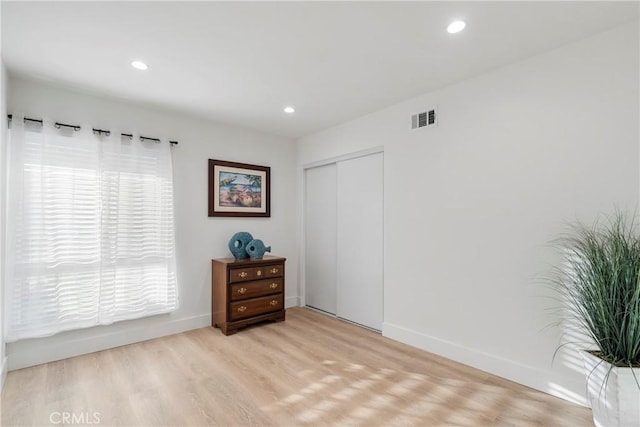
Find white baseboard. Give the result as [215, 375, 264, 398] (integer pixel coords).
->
[8, 314, 211, 371]
[285, 296, 300, 308]
[382, 321, 588, 408]
[1, 356, 7, 391]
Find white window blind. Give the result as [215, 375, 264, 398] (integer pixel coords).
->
[5, 115, 178, 341]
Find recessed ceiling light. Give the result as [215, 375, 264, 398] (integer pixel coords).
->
[131, 60, 149, 70]
[447, 20, 466, 34]
[284, 106, 295, 114]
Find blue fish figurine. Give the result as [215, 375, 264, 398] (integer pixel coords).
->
[228, 232, 254, 259]
[245, 239, 271, 260]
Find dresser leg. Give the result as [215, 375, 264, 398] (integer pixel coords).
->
[276, 310, 286, 322]
[220, 324, 238, 336]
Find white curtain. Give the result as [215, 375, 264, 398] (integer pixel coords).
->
[5, 115, 178, 342]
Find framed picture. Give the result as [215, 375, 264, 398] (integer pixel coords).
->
[208, 159, 271, 217]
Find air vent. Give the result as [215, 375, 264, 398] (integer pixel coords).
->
[411, 107, 437, 130]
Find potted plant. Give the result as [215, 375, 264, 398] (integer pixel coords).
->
[552, 212, 640, 427]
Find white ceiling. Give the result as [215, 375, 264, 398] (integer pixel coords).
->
[2, 1, 638, 139]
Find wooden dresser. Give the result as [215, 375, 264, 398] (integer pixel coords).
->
[212, 255, 286, 335]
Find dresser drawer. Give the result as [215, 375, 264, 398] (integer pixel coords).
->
[229, 294, 284, 321]
[230, 278, 283, 301]
[229, 266, 261, 283]
[264, 263, 284, 278]
[229, 263, 284, 283]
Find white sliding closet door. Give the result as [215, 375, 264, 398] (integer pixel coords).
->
[336, 152, 383, 330]
[304, 164, 337, 314]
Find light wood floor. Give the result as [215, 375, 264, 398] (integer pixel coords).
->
[1, 307, 592, 426]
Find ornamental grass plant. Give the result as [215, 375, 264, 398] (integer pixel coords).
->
[553, 212, 640, 370]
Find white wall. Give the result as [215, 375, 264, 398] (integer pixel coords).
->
[297, 22, 639, 406]
[6, 77, 299, 370]
[0, 61, 7, 387]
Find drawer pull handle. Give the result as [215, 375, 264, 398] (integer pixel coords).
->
[270, 268, 279, 274]
[238, 271, 248, 278]
[270, 300, 278, 306]
[237, 287, 247, 294]
[269, 283, 279, 289]
[256, 270, 263, 277]
[237, 306, 247, 313]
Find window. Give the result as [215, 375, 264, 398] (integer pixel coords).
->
[5, 116, 178, 341]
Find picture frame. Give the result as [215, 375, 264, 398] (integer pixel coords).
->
[208, 159, 271, 217]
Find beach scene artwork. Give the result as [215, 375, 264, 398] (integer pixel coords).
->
[209, 159, 270, 217]
[218, 172, 263, 208]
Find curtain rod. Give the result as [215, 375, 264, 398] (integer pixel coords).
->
[7, 114, 179, 145]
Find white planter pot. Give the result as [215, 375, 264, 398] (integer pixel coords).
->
[582, 350, 640, 427]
